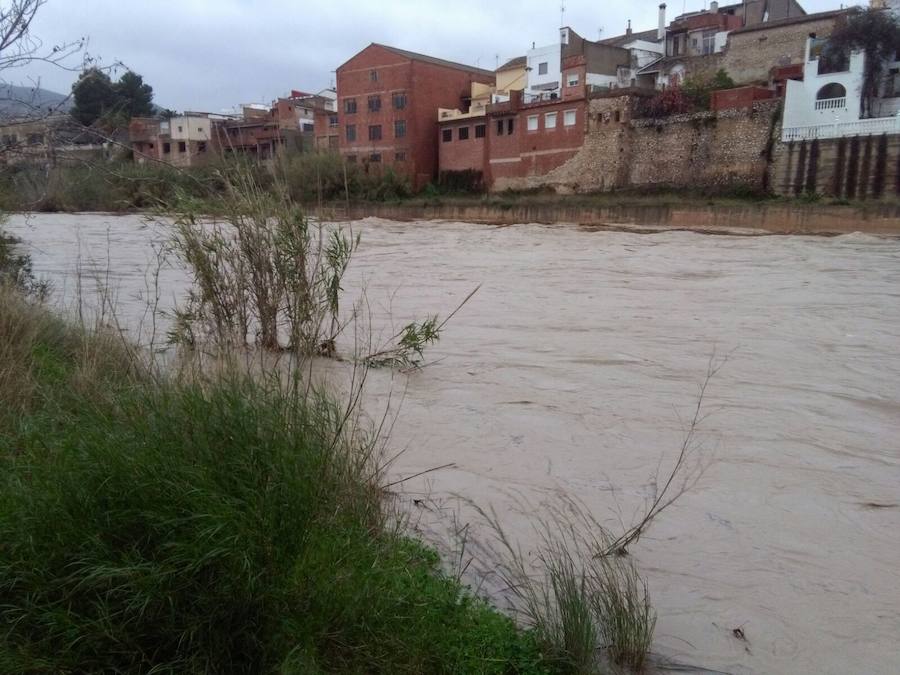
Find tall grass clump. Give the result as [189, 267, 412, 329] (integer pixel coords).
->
[0, 288, 553, 674]
[480, 500, 656, 673]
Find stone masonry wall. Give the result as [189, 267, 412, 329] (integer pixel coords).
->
[514, 98, 779, 194]
[721, 14, 840, 85]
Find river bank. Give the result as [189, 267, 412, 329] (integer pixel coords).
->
[7, 212, 900, 674]
[331, 196, 900, 236]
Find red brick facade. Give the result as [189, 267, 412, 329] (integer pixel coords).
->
[439, 92, 588, 189]
[334, 44, 493, 189]
[710, 85, 775, 111]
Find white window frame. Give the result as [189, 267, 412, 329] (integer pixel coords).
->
[538, 62, 549, 75]
[545, 112, 558, 129]
[563, 109, 577, 127]
[526, 114, 539, 131]
[567, 72, 579, 87]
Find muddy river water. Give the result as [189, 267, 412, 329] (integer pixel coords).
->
[7, 213, 900, 674]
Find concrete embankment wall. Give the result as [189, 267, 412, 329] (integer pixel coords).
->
[771, 134, 900, 200]
[338, 201, 900, 235]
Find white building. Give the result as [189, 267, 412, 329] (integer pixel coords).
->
[781, 36, 900, 141]
[525, 39, 562, 99]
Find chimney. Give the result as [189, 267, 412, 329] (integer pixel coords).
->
[710, 1, 718, 12]
[626, 19, 632, 36]
[658, 3, 667, 42]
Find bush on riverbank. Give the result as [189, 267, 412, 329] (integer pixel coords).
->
[0, 287, 553, 673]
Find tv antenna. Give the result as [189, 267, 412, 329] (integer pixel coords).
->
[560, 1, 566, 27]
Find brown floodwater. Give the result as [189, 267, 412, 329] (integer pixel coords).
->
[7, 213, 900, 675]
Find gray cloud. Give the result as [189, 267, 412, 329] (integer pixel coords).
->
[16, 0, 842, 112]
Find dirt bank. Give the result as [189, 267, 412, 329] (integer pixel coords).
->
[330, 200, 900, 236]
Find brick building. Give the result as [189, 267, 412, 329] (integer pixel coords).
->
[333, 43, 494, 188]
[438, 88, 588, 190]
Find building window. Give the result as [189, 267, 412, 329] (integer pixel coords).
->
[545, 112, 557, 129]
[442, 128, 453, 142]
[368, 95, 381, 112]
[527, 115, 539, 131]
[346, 124, 356, 141]
[344, 98, 357, 114]
[370, 70, 378, 82]
[149, 143, 154, 149]
[563, 109, 576, 126]
[475, 124, 486, 138]
[329, 115, 338, 128]
[369, 153, 381, 162]
[458, 126, 469, 140]
[886, 68, 900, 98]
[368, 125, 382, 141]
[395, 151, 406, 161]
[346, 154, 357, 163]
[702, 30, 716, 55]
[178, 125, 183, 132]
[538, 62, 548, 75]
[567, 72, 579, 87]
[198, 142, 207, 153]
[394, 119, 406, 138]
[392, 92, 407, 110]
[163, 142, 171, 154]
[496, 120, 504, 135]
[178, 141, 187, 153]
[507, 118, 514, 134]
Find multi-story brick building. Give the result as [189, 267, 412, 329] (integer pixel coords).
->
[333, 43, 494, 188]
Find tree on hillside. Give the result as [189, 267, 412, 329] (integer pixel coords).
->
[71, 68, 155, 127]
[825, 7, 900, 118]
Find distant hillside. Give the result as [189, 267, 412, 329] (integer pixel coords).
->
[0, 85, 72, 119]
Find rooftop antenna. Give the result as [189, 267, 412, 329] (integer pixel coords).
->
[560, 0, 566, 27]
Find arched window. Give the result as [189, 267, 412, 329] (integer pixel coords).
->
[816, 83, 846, 100]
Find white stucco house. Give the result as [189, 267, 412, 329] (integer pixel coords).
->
[782, 35, 900, 141]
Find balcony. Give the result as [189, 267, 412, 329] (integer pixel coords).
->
[782, 115, 900, 141]
[814, 97, 846, 111]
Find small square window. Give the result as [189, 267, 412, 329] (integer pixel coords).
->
[344, 98, 357, 114]
[392, 92, 407, 110]
[395, 151, 406, 161]
[563, 109, 577, 126]
[458, 126, 469, 140]
[369, 152, 381, 162]
[527, 115, 539, 131]
[368, 125, 382, 141]
[538, 62, 548, 75]
[442, 128, 453, 142]
[545, 112, 557, 128]
[178, 126, 183, 132]
[178, 141, 186, 153]
[475, 124, 486, 138]
[394, 120, 406, 138]
[198, 141, 207, 153]
[368, 95, 381, 112]
[567, 72, 579, 87]
[163, 142, 171, 153]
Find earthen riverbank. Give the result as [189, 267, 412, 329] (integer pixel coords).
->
[331, 199, 900, 236]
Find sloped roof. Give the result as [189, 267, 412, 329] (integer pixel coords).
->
[598, 28, 660, 48]
[497, 55, 526, 72]
[371, 43, 495, 77]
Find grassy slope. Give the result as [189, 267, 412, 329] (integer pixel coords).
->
[0, 290, 553, 674]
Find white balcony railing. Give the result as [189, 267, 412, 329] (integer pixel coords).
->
[814, 96, 846, 110]
[782, 115, 900, 141]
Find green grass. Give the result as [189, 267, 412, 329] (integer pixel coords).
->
[0, 291, 553, 674]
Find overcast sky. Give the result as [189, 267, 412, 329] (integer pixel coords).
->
[11, 0, 845, 112]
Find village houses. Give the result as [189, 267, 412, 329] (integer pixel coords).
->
[124, 0, 900, 200]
